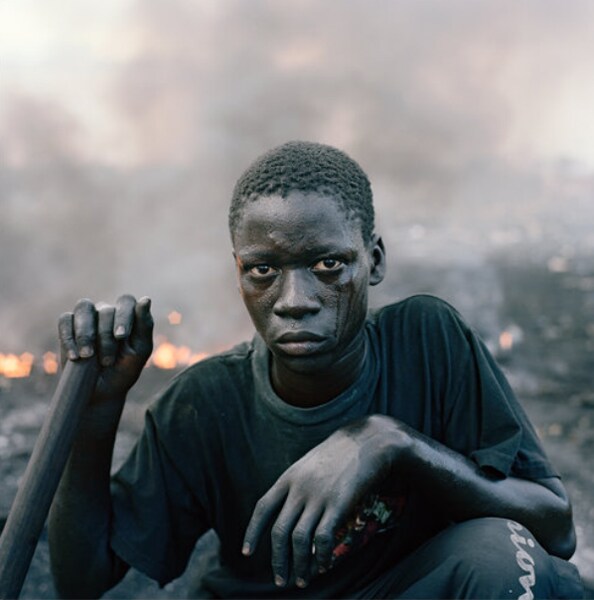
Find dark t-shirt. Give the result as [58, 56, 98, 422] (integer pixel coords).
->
[110, 295, 557, 598]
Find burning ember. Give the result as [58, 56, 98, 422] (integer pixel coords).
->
[0, 351, 58, 378]
[42, 352, 59, 375]
[167, 311, 183, 326]
[499, 331, 514, 352]
[0, 340, 209, 379]
[498, 324, 524, 353]
[148, 337, 209, 370]
[0, 352, 35, 378]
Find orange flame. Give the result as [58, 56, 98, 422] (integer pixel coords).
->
[167, 311, 183, 325]
[0, 352, 35, 378]
[499, 331, 514, 351]
[149, 338, 209, 370]
[0, 339, 210, 379]
[43, 351, 59, 375]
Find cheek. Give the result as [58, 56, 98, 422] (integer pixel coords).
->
[239, 282, 275, 326]
[333, 274, 369, 334]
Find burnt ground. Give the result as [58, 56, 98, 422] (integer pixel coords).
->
[1, 256, 593, 598]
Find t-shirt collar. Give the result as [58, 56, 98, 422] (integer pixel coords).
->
[251, 325, 379, 426]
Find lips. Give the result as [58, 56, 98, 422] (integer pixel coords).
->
[276, 331, 326, 343]
[274, 331, 328, 356]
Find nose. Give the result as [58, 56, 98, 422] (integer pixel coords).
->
[273, 269, 321, 319]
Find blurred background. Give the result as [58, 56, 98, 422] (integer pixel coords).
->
[1, 1, 593, 596]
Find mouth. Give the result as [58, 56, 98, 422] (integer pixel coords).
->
[274, 331, 328, 356]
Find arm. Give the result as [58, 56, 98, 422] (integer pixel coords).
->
[48, 295, 153, 599]
[398, 416, 576, 558]
[242, 414, 575, 589]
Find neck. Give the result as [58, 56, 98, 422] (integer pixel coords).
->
[270, 331, 367, 408]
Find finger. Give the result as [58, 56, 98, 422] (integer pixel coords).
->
[313, 508, 345, 573]
[291, 507, 323, 589]
[242, 484, 287, 558]
[270, 497, 304, 588]
[58, 312, 77, 363]
[113, 294, 136, 339]
[97, 306, 117, 367]
[73, 299, 97, 358]
[128, 296, 154, 359]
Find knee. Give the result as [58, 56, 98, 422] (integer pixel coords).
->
[443, 518, 556, 598]
[392, 518, 580, 599]
[443, 518, 515, 579]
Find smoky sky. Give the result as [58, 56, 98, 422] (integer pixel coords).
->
[1, 0, 594, 353]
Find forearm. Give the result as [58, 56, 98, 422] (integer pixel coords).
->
[378, 416, 576, 558]
[49, 396, 129, 598]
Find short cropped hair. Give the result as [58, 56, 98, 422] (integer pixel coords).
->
[229, 141, 374, 242]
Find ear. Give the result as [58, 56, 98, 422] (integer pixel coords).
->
[368, 234, 386, 286]
[232, 251, 243, 296]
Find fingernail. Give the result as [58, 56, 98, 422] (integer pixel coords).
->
[115, 326, 126, 337]
[319, 565, 327, 574]
[68, 350, 77, 360]
[80, 346, 93, 358]
[274, 575, 285, 587]
[101, 356, 114, 367]
[241, 543, 250, 556]
[296, 577, 307, 588]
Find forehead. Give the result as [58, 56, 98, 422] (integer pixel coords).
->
[232, 191, 364, 253]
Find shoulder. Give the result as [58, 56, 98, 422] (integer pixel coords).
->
[371, 294, 469, 336]
[177, 339, 253, 382]
[368, 295, 475, 373]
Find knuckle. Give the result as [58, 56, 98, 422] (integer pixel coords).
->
[271, 523, 289, 545]
[75, 334, 94, 346]
[74, 298, 94, 311]
[117, 293, 136, 306]
[98, 306, 115, 327]
[58, 313, 74, 334]
[292, 528, 309, 547]
[99, 304, 114, 315]
[314, 530, 333, 552]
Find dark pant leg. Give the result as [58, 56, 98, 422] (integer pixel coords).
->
[354, 517, 583, 599]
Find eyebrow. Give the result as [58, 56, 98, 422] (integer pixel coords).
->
[236, 245, 357, 264]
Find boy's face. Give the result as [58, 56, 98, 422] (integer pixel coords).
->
[233, 191, 384, 375]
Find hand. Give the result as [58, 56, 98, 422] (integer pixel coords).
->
[242, 415, 409, 589]
[58, 295, 154, 403]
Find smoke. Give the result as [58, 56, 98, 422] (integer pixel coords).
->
[1, 1, 594, 353]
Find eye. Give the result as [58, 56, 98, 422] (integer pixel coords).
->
[312, 258, 344, 272]
[248, 264, 277, 278]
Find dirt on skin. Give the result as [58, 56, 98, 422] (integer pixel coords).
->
[1, 257, 593, 598]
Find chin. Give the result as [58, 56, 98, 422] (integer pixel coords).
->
[273, 351, 335, 375]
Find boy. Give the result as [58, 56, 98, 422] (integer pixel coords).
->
[50, 141, 582, 598]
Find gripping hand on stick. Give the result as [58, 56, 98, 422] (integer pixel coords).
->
[58, 294, 154, 404]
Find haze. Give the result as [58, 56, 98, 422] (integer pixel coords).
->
[1, 0, 593, 354]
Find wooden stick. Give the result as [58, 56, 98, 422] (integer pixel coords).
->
[0, 358, 99, 599]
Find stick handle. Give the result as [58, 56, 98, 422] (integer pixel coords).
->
[0, 358, 100, 599]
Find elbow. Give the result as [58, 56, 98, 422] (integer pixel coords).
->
[550, 511, 577, 560]
[558, 527, 577, 561]
[533, 477, 577, 559]
[545, 495, 577, 560]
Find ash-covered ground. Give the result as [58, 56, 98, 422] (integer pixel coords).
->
[1, 254, 593, 598]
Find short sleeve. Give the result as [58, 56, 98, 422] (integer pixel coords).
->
[110, 406, 209, 587]
[443, 315, 558, 480]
